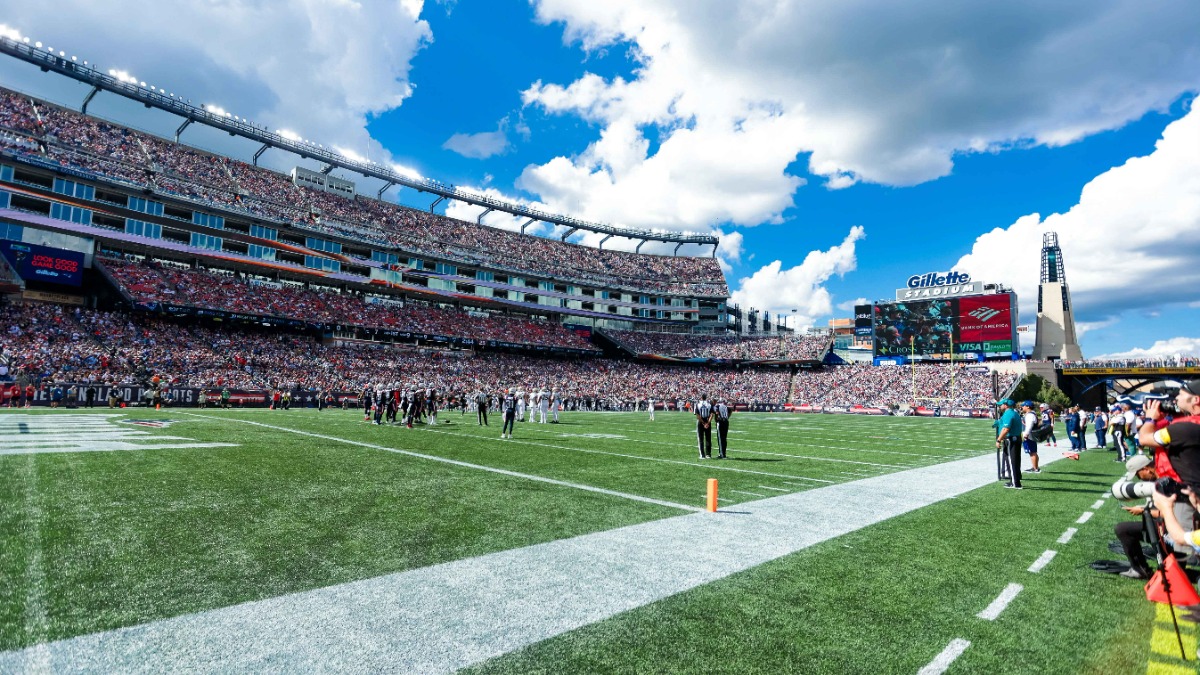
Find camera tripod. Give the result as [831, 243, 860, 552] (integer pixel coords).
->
[1144, 508, 1188, 660]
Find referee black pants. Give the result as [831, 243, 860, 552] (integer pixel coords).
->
[697, 424, 712, 458]
[716, 421, 728, 458]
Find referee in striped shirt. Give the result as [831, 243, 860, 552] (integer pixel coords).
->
[695, 395, 713, 459]
[714, 398, 731, 459]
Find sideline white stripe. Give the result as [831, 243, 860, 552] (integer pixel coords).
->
[1027, 550, 1057, 573]
[918, 638, 971, 675]
[1090, 499, 1104, 510]
[1076, 511, 1094, 524]
[178, 414, 702, 513]
[18, 454, 53, 674]
[1057, 528, 1078, 545]
[596, 421, 966, 458]
[0, 448, 1077, 674]
[433, 427, 834, 484]
[758, 486, 789, 492]
[976, 583, 1023, 621]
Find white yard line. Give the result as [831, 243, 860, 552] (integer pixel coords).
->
[18, 454, 53, 675]
[730, 490, 768, 497]
[181, 414, 704, 512]
[918, 638, 971, 675]
[1076, 511, 1094, 524]
[0, 447, 1074, 673]
[594, 421, 968, 458]
[430, 427, 834, 484]
[976, 583, 1023, 621]
[1057, 528, 1078, 545]
[1027, 550, 1057, 574]
[1090, 499, 1105, 510]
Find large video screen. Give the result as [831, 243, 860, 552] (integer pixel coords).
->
[0, 240, 84, 287]
[874, 300, 955, 356]
[873, 295, 1014, 356]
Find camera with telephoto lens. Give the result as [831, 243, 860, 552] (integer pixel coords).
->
[1155, 476, 1186, 498]
[1118, 389, 1181, 417]
[1112, 477, 1155, 500]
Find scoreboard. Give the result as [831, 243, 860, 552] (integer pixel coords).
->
[0, 240, 84, 287]
[872, 293, 1016, 357]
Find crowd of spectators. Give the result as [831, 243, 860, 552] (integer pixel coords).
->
[3, 299, 1019, 411]
[790, 363, 1018, 410]
[101, 256, 597, 351]
[1058, 356, 1200, 369]
[0, 88, 729, 298]
[605, 330, 833, 362]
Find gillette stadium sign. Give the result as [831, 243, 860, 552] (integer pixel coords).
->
[896, 271, 983, 300]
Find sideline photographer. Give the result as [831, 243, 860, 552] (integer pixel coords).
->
[1139, 380, 1200, 558]
[1111, 454, 1159, 579]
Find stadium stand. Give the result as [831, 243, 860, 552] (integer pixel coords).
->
[603, 329, 833, 362]
[0, 87, 729, 298]
[100, 256, 598, 352]
[1, 299, 1013, 411]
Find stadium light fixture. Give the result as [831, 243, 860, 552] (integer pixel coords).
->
[34, 41, 41, 48]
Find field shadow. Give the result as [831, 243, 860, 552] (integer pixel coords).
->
[1023, 486, 1107, 494]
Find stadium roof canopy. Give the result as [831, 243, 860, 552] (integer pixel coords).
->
[0, 36, 720, 255]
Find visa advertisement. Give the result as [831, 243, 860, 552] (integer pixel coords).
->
[873, 294, 1015, 356]
[0, 240, 84, 287]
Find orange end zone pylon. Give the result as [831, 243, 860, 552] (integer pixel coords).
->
[706, 478, 718, 512]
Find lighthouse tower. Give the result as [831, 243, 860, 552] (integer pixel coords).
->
[1032, 232, 1083, 360]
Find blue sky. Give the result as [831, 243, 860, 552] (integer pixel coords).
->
[1, 1, 1199, 358]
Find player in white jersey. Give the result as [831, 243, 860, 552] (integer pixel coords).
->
[551, 389, 562, 423]
[538, 388, 550, 423]
[516, 390, 526, 422]
[647, 397, 655, 421]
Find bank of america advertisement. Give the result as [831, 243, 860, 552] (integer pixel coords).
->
[956, 294, 1015, 354]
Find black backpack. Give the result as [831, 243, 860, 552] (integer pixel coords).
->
[1028, 411, 1053, 443]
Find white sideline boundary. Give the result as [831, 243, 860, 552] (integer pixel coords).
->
[175, 414, 703, 512]
[0, 447, 1073, 674]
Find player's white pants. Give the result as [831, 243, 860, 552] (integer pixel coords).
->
[552, 404, 559, 423]
[539, 403, 548, 423]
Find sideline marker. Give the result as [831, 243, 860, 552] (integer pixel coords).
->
[1145, 555, 1200, 607]
[707, 478, 718, 512]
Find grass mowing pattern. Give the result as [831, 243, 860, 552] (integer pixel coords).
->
[0, 408, 1166, 672]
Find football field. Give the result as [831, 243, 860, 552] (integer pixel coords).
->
[0, 407, 1186, 673]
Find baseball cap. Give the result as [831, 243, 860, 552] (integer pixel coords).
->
[1183, 380, 1200, 396]
[1094, 407, 1101, 411]
[995, 398, 1014, 407]
[1124, 454, 1152, 474]
[1020, 400, 1034, 408]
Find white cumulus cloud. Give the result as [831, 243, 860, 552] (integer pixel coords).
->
[0, 1, 432, 168]
[519, 1, 1200, 234]
[954, 101, 1200, 329]
[1094, 337, 1200, 360]
[731, 226, 865, 327]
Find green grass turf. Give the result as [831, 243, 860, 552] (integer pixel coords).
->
[0, 407, 1170, 672]
[465, 447, 1162, 674]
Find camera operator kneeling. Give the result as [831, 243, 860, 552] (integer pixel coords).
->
[1111, 455, 1159, 579]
